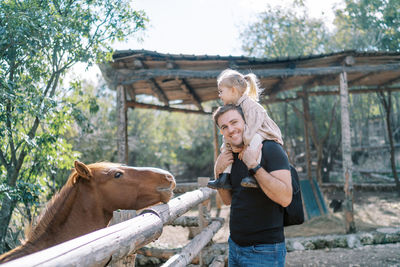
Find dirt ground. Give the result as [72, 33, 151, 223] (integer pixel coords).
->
[148, 190, 400, 266]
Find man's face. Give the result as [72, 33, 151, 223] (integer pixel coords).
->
[217, 109, 245, 148]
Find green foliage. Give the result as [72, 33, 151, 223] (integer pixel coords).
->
[241, 0, 400, 56]
[0, 0, 147, 251]
[127, 106, 214, 180]
[240, 3, 332, 58]
[240, 0, 400, 182]
[333, 0, 400, 51]
[66, 78, 119, 165]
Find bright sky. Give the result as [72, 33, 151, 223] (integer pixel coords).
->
[114, 0, 343, 56]
[73, 0, 343, 81]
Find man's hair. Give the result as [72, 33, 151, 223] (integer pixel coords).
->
[213, 104, 245, 128]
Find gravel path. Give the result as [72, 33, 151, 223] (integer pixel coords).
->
[286, 242, 400, 267]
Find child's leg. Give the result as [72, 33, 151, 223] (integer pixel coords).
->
[249, 133, 264, 163]
[223, 164, 232, 174]
[241, 133, 263, 188]
[207, 146, 232, 189]
[219, 142, 232, 175]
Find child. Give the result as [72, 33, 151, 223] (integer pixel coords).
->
[207, 69, 283, 189]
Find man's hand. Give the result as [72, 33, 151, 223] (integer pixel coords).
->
[241, 144, 262, 169]
[214, 150, 234, 177]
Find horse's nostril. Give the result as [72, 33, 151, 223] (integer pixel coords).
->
[166, 174, 174, 182]
[166, 174, 176, 189]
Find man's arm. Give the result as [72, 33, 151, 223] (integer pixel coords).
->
[241, 144, 292, 207]
[217, 188, 232, 205]
[214, 150, 233, 205]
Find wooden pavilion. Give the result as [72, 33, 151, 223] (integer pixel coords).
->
[99, 49, 400, 232]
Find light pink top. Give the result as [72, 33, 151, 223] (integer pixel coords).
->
[221, 95, 283, 152]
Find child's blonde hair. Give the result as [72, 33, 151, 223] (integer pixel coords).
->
[217, 69, 262, 102]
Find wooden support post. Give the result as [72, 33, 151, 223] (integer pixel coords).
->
[108, 210, 137, 226]
[301, 91, 312, 181]
[339, 70, 356, 233]
[161, 220, 223, 267]
[198, 177, 211, 230]
[212, 112, 223, 217]
[117, 85, 128, 164]
[197, 177, 211, 267]
[108, 210, 138, 267]
[301, 88, 324, 215]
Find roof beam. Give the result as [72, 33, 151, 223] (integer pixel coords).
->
[348, 73, 373, 86]
[299, 86, 400, 96]
[118, 63, 400, 85]
[148, 78, 169, 105]
[264, 86, 400, 104]
[268, 78, 286, 95]
[379, 76, 400, 87]
[126, 100, 210, 115]
[177, 79, 203, 111]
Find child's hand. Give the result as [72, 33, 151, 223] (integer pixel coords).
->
[242, 144, 262, 169]
[215, 150, 234, 177]
[238, 145, 248, 160]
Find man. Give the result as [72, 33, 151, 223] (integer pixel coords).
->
[213, 104, 292, 267]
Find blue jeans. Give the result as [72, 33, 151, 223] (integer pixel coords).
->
[228, 237, 286, 267]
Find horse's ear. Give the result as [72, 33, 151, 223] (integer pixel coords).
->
[74, 161, 92, 182]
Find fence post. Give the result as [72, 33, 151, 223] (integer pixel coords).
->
[197, 177, 211, 266]
[107, 210, 138, 267]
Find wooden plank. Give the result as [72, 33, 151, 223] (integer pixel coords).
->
[174, 182, 198, 193]
[118, 63, 400, 84]
[263, 86, 400, 104]
[126, 101, 211, 115]
[148, 78, 169, 105]
[168, 216, 199, 227]
[177, 79, 203, 110]
[209, 254, 227, 267]
[1, 213, 163, 267]
[143, 188, 216, 225]
[161, 219, 223, 267]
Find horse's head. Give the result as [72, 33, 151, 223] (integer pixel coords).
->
[72, 161, 176, 212]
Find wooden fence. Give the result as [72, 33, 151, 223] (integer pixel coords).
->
[2, 178, 226, 267]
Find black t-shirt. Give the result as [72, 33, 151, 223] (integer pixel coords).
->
[229, 140, 290, 246]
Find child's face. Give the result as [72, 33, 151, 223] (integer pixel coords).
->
[218, 85, 240, 105]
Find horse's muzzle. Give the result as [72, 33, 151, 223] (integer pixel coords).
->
[158, 174, 176, 203]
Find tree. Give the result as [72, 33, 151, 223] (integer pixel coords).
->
[0, 0, 147, 252]
[377, 91, 400, 196]
[332, 0, 400, 51]
[240, 3, 332, 58]
[127, 103, 214, 181]
[333, 0, 400, 196]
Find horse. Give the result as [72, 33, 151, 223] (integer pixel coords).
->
[0, 160, 176, 263]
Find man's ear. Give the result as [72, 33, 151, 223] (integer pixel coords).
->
[74, 161, 92, 182]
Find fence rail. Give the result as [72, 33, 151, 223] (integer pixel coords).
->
[2, 186, 218, 267]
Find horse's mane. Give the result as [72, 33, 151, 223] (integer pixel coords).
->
[27, 175, 77, 243]
[27, 162, 119, 243]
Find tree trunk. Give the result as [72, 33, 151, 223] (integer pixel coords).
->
[378, 91, 400, 196]
[339, 71, 356, 234]
[0, 196, 16, 253]
[117, 85, 128, 164]
[292, 95, 324, 215]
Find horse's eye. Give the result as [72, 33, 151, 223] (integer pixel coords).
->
[114, 172, 123, 179]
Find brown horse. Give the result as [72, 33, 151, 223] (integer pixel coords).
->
[0, 161, 176, 263]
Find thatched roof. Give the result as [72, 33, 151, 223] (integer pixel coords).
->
[99, 50, 400, 114]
